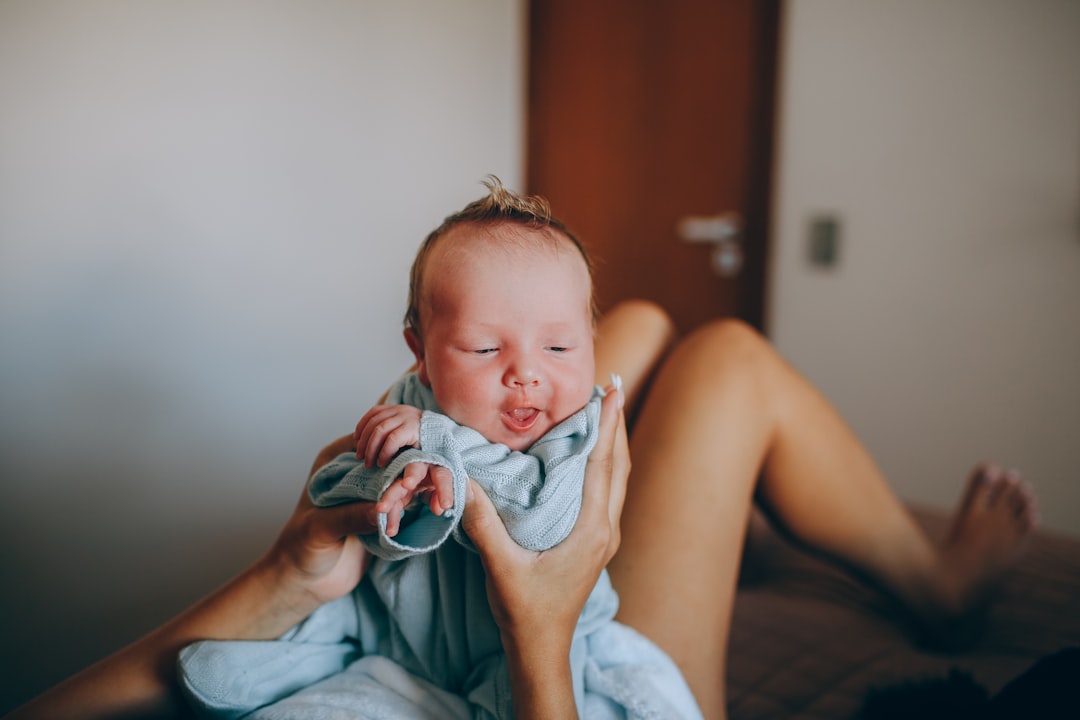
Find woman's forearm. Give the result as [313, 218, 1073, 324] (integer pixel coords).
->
[8, 433, 373, 720]
[7, 552, 321, 720]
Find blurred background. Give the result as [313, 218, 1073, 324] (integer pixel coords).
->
[1, 0, 1077, 713]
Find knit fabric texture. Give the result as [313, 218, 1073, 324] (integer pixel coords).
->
[178, 373, 702, 719]
[308, 371, 602, 557]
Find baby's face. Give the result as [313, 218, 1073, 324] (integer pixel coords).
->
[408, 223, 595, 451]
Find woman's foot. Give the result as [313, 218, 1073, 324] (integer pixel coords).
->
[919, 464, 1037, 647]
[942, 464, 1037, 605]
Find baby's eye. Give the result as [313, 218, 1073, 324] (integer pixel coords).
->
[547, 346, 569, 353]
[473, 348, 497, 355]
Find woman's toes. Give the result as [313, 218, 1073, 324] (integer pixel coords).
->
[1017, 482, 1039, 528]
[961, 463, 1000, 512]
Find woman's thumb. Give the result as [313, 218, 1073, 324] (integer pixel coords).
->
[460, 479, 510, 561]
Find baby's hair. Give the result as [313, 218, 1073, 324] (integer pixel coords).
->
[405, 175, 595, 333]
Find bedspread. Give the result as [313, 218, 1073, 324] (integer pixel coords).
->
[726, 506, 1080, 719]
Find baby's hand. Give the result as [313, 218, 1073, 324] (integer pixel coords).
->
[377, 462, 455, 537]
[354, 404, 423, 468]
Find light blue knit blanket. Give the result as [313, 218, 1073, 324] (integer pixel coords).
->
[178, 373, 702, 719]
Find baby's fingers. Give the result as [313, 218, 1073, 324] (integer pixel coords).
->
[355, 405, 391, 463]
[400, 462, 429, 493]
[375, 463, 426, 514]
[373, 479, 409, 537]
[383, 500, 405, 537]
[376, 482, 412, 515]
[429, 465, 455, 514]
[356, 409, 404, 467]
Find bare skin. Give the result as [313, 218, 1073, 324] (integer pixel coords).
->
[461, 385, 629, 719]
[591, 298, 679, 422]
[6, 301, 1034, 720]
[4, 385, 627, 720]
[598, 312, 1037, 718]
[938, 465, 1037, 613]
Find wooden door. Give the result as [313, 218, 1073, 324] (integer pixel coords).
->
[527, 0, 780, 333]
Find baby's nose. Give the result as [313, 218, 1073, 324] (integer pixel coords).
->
[505, 363, 541, 387]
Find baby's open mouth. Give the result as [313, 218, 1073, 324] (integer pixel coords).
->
[504, 407, 540, 429]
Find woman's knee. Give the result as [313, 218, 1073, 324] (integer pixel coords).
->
[595, 300, 679, 422]
[602, 299, 678, 345]
[678, 316, 770, 368]
[595, 299, 678, 379]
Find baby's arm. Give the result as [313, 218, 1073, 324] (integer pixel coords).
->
[353, 404, 453, 536]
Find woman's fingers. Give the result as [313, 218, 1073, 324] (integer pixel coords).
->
[575, 380, 628, 558]
[316, 506, 379, 557]
[607, 402, 630, 533]
[579, 383, 619, 515]
[446, 382, 630, 645]
[299, 490, 380, 543]
[267, 490, 375, 605]
[600, 375, 630, 529]
[461, 479, 520, 569]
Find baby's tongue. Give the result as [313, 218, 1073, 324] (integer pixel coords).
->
[510, 408, 537, 421]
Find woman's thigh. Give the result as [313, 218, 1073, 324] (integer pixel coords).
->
[606, 318, 777, 718]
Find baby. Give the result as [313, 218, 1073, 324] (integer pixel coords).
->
[353, 175, 603, 538]
[307, 177, 614, 558]
[178, 178, 701, 720]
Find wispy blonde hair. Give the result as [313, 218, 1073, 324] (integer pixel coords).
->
[404, 175, 594, 333]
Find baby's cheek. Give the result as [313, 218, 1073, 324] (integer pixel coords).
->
[567, 375, 597, 412]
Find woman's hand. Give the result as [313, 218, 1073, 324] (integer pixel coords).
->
[459, 382, 629, 717]
[258, 433, 381, 617]
[6, 434, 384, 720]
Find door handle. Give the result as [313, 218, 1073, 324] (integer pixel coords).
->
[676, 213, 743, 278]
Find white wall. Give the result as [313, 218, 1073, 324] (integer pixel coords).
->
[770, 1, 1079, 535]
[0, 0, 524, 711]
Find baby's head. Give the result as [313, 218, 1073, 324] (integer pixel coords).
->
[404, 177, 596, 451]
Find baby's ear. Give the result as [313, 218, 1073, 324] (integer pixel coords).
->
[403, 327, 430, 385]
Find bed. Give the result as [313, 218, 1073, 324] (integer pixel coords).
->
[726, 506, 1080, 718]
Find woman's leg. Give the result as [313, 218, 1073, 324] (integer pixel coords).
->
[593, 299, 678, 420]
[604, 319, 769, 717]
[603, 317, 1035, 719]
